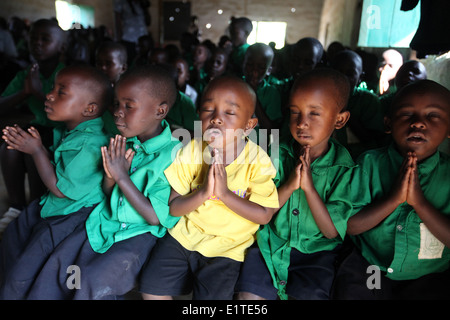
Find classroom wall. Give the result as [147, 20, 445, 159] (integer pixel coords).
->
[0, 0, 329, 46]
[0, 0, 114, 31]
[151, 0, 326, 46]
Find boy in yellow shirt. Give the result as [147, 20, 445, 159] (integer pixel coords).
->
[140, 76, 279, 300]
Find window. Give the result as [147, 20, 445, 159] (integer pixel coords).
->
[248, 21, 287, 49]
[358, 0, 420, 47]
[55, 0, 95, 30]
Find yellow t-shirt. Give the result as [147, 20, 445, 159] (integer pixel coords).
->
[165, 138, 279, 261]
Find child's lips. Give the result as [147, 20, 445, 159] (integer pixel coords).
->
[44, 101, 52, 113]
[296, 131, 311, 140]
[115, 122, 126, 130]
[204, 127, 222, 137]
[407, 132, 427, 143]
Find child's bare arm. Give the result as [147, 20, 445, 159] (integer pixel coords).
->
[104, 135, 159, 225]
[0, 64, 45, 115]
[2, 125, 65, 198]
[168, 162, 215, 217]
[299, 146, 338, 238]
[101, 138, 135, 196]
[213, 161, 275, 225]
[407, 155, 450, 247]
[220, 190, 275, 225]
[347, 154, 413, 235]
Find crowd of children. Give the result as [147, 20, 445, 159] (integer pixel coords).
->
[0, 14, 449, 300]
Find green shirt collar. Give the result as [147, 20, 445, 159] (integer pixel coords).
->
[284, 138, 355, 172]
[69, 117, 104, 134]
[126, 120, 172, 155]
[387, 142, 440, 176]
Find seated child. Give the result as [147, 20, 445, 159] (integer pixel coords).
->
[0, 64, 112, 299]
[140, 75, 279, 300]
[190, 43, 211, 85]
[229, 17, 253, 77]
[380, 60, 427, 116]
[0, 19, 66, 229]
[378, 49, 403, 96]
[236, 68, 355, 300]
[277, 37, 324, 141]
[131, 34, 154, 68]
[174, 57, 198, 106]
[194, 47, 229, 100]
[159, 63, 199, 135]
[243, 42, 283, 143]
[22, 65, 182, 300]
[331, 49, 386, 158]
[95, 40, 128, 87]
[95, 41, 128, 136]
[148, 47, 169, 65]
[333, 80, 450, 300]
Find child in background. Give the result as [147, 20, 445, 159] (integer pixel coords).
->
[22, 65, 182, 299]
[331, 49, 386, 158]
[378, 49, 403, 96]
[95, 41, 128, 136]
[194, 47, 229, 100]
[0, 65, 112, 299]
[160, 63, 199, 135]
[243, 43, 283, 143]
[190, 43, 211, 85]
[229, 17, 253, 76]
[95, 41, 128, 86]
[174, 57, 198, 106]
[277, 37, 324, 142]
[131, 34, 154, 68]
[140, 76, 279, 300]
[380, 60, 427, 116]
[0, 19, 66, 228]
[148, 47, 169, 65]
[236, 68, 355, 300]
[333, 80, 450, 299]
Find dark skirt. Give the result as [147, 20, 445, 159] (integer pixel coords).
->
[0, 199, 93, 299]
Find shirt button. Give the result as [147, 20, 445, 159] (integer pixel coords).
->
[121, 223, 127, 229]
[134, 144, 140, 150]
[396, 225, 403, 231]
[279, 280, 287, 286]
[292, 209, 299, 216]
[387, 268, 394, 273]
[132, 167, 137, 172]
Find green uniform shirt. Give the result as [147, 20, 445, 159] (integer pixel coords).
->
[102, 110, 119, 136]
[1, 63, 65, 128]
[85, 120, 181, 253]
[230, 43, 250, 76]
[334, 87, 385, 157]
[351, 144, 450, 280]
[166, 91, 199, 132]
[257, 138, 356, 299]
[39, 117, 109, 218]
[248, 78, 283, 145]
[255, 78, 283, 123]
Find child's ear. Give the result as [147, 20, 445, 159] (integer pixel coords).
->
[156, 103, 169, 119]
[83, 103, 99, 117]
[121, 63, 128, 74]
[244, 117, 258, 136]
[334, 110, 350, 130]
[384, 116, 392, 134]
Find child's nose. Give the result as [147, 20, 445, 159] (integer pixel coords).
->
[296, 115, 308, 128]
[411, 119, 426, 129]
[210, 114, 222, 125]
[114, 107, 124, 117]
